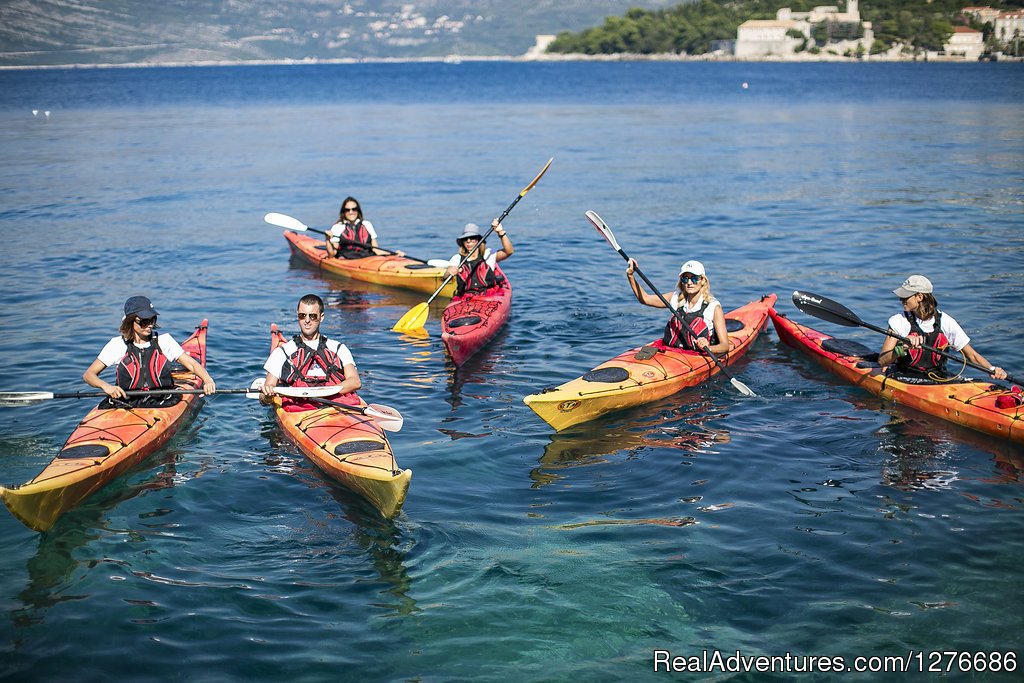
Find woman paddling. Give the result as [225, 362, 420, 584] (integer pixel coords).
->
[325, 197, 404, 259]
[445, 219, 513, 298]
[83, 296, 216, 407]
[878, 275, 1006, 382]
[625, 259, 730, 355]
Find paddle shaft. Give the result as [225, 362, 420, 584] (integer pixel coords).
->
[615, 248, 738, 379]
[307, 225, 431, 264]
[47, 388, 248, 400]
[798, 293, 1020, 384]
[418, 158, 554, 307]
[300, 395, 402, 431]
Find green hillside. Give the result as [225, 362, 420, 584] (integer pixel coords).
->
[0, 0, 681, 67]
[546, 0, 1024, 56]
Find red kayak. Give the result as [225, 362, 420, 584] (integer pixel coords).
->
[441, 266, 512, 367]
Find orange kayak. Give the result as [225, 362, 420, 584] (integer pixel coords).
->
[284, 231, 456, 297]
[268, 324, 411, 517]
[1, 321, 209, 532]
[524, 295, 776, 431]
[442, 267, 511, 366]
[770, 308, 1024, 443]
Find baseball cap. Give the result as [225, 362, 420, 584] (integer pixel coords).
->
[893, 275, 933, 298]
[124, 295, 158, 320]
[679, 260, 706, 277]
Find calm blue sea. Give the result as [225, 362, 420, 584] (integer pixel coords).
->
[0, 62, 1022, 681]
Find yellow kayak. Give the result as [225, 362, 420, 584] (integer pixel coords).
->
[284, 231, 456, 297]
[1, 321, 209, 532]
[268, 324, 411, 517]
[524, 295, 776, 431]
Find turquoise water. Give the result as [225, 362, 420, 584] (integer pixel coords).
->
[0, 62, 1022, 680]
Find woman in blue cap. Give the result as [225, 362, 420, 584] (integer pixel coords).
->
[625, 258, 731, 355]
[82, 296, 216, 406]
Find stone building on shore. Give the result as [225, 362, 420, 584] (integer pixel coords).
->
[734, 0, 872, 59]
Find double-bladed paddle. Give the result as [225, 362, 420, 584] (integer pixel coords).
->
[391, 157, 553, 333]
[264, 212, 447, 267]
[249, 378, 404, 431]
[585, 210, 757, 398]
[0, 379, 405, 431]
[791, 290, 1020, 385]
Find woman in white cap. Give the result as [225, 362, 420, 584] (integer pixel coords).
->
[625, 258, 730, 354]
[879, 274, 1006, 381]
[445, 218, 513, 297]
[82, 296, 216, 406]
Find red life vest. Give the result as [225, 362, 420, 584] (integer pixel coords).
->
[662, 301, 716, 351]
[895, 311, 949, 379]
[333, 221, 373, 259]
[279, 335, 348, 387]
[456, 255, 504, 297]
[116, 340, 175, 392]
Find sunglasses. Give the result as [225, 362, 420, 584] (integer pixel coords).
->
[343, 206, 359, 213]
[679, 275, 702, 284]
[134, 317, 157, 327]
[297, 312, 321, 321]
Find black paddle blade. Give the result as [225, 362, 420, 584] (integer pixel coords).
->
[791, 290, 863, 328]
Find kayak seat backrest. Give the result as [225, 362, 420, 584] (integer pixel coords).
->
[725, 318, 745, 333]
[583, 367, 631, 383]
[448, 316, 482, 328]
[334, 440, 386, 455]
[58, 444, 112, 460]
[821, 337, 878, 361]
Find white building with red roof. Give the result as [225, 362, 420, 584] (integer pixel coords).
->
[944, 26, 984, 60]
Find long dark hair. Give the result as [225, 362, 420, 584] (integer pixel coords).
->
[337, 196, 363, 223]
[917, 293, 938, 320]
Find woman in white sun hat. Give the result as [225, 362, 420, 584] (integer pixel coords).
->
[445, 218, 513, 298]
[879, 274, 1006, 382]
[625, 257, 730, 355]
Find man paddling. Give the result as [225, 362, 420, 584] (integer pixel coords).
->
[260, 294, 362, 410]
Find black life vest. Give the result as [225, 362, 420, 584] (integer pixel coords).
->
[116, 339, 175, 392]
[279, 335, 347, 387]
[894, 311, 949, 379]
[456, 255, 504, 297]
[333, 221, 373, 259]
[662, 300, 717, 351]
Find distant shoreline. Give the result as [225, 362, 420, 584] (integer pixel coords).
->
[2, 51, 1019, 70]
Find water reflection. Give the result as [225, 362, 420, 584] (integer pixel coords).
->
[256, 418, 417, 615]
[444, 341, 506, 410]
[778, 354, 1024, 487]
[839, 393, 1024, 490]
[12, 449, 182, 627]
[530, 399, 731, 488]
[323, 485, 417, 616]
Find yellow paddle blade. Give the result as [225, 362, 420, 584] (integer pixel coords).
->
[393, 302, 429, 332]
